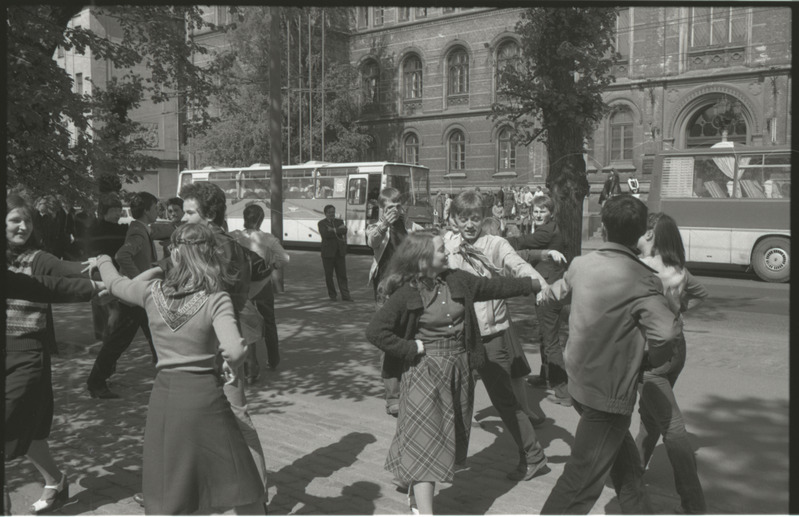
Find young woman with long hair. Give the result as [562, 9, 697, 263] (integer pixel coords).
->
[96, 223, 265, 515]
[366, 232, 541, 514]
[635, 212, 708, 514]
[6, 195, 102, 514]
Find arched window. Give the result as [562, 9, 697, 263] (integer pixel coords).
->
[403, 134, 419, 165]
[686, 101, 748, 148]
[403, 55, 423, 100]
[610, 108, 634, 161]
[448, 130, 465, 171]
[361, 60, 379, 104]
[498, 128, 516, 170]
[447, 49, 469, 95]
[495, 40, 520, 93]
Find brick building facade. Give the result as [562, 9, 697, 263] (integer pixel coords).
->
[348, 6, 792, 197]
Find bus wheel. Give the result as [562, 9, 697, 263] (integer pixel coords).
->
[752, 237, 790, 283]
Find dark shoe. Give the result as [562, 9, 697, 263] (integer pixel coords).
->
[133, 492, 144, 507]
[526, 375, 549, 389]
[546, 384, 573, 407]
[342, 297, 354, 302]
[30, 473, 68, 513]
[507, 459, 550, 481]
[88, 383, 119, 399]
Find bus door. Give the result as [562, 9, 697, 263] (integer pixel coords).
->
[345, 174, 369, 246]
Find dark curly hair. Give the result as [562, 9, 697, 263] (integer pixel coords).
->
[179, 182, 227, 226]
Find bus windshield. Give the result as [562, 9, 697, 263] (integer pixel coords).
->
[384, 164, 430, 206]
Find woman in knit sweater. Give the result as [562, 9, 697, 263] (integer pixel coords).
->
[6, 195, 102, 514]
[96, 223, 264, 515]
[366, 232, 541, 514]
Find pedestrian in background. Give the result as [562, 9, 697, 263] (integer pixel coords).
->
[491, 201, 506, 236]
[95, 223, 265, 515]
[318, 205, 352, 302]
[434, 190, 446, 226]
[235, 203, 290, 376]
[6, 194, 102, 514]
[538, 195, 681, 514]
[635, 212, 707, 514]
[366, 232, 541, 514]
[506, 194, 570, 406]
[518, 189, 532, 235]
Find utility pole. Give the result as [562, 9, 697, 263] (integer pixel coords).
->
[286, 15, 290, 166]
[321, 9, 325, 161]
[269, 6, 283, 253]
[308, 9, 313, 161]
[298, 13, 302, 163]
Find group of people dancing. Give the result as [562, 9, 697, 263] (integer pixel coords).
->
[7, 182, 706, 515]
[6, 184, 288, 515]
[366, 189, 707, 514]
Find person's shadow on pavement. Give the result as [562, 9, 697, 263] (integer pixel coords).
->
[267, 431, 379, 515]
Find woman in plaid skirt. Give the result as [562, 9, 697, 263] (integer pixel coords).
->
[366, 232, 541, 514]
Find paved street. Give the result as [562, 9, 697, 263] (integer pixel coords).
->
[5, 241, 790, 515]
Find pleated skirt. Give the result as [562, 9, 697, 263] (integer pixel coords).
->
[385, 338, 474, 484]
[143, 369, 264, 515]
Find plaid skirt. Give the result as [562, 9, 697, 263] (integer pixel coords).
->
[385, 338, 474, 483]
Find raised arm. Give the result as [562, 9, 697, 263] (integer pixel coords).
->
[96, 255, 150, 307]
[495, 239, 547, 287]
[6, 271, 98, 303]
[469, 271, 539, 302]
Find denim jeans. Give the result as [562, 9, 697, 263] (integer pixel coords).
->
[541, 400, 651, 514]
[479, 332, 545, 465]
[635, 336, 705, 513]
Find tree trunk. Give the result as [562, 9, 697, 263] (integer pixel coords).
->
[546, 126, 591, 261]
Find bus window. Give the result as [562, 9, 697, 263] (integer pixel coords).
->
[692, 156, 730, 198]
[240, 170, 271, 200]
[179, 172, 194, 191]
[348, 177, 367, 205]
[283, 169, 314, 199]
[411, 167, 430, 206]
[384, 174, 412, 205]
[739, 152, 791, 199]
[315, 170, 346, 199]
[208, 171, 240, 199]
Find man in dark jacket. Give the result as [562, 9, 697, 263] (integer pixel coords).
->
[87, 191, 159, 399]
[318, 204, 352, 301]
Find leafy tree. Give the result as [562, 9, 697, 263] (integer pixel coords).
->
[491, 7, 619, 259]
[7, 5, 233, 207]
[190, 7, 371, 168]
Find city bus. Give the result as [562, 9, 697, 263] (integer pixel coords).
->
[648, 145, 790, 282]
[177, 161, 433, 247]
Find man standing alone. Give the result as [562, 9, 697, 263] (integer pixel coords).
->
[538, 195, 681, 514]
[318, 205, 352, 302]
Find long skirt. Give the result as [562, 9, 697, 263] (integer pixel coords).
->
[385, 338, 474, 484]
[143, 370, 264, 515]
[5, 349, 53, 460]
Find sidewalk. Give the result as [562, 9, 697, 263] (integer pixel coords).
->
[5, 250, 784, 515]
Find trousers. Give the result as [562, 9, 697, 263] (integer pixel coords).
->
[635, 335, 705, 513]
[478, 331, 545, 465]
[253, 284, 280, 368]
[541, 400, 651, 514]
[88, 303, 156, 387]
[322, 253, 350, 299]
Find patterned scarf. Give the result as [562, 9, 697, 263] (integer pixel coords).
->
[457, 241, 503, 277]
[151, 280, 210, 332]
[6, 249, 48, 337]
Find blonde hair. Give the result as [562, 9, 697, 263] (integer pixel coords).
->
[163, 223, 234, 294]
